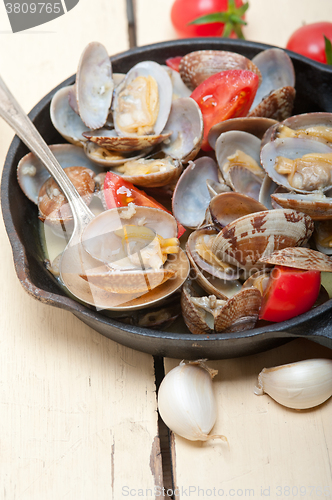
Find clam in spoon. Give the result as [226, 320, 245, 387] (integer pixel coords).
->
[0, 76, 189, 310]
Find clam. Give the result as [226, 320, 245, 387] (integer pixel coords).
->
[113, 61, 173, 138]
[17, 144, 103, 204]
[178, 50, 262, 91]
[172, 157, 219, 229]
[38, 166, 96, 224]
[247, 86, 296, 121]
[84, 142, 150, 167]
[249, 48, 295, 116]
[181, 280, 262, 334]
[270, 191, 332, 220]
[82, 127, 172, 152]
[209, 192, 267, 228]
[260, 137, 332, 193]
[111, 155, 182, 188]
[266, 112, 332, 145]
[160, 97, 204, 162]
[208, 116, 277, 150]
[79, 206, 189, 295]
[75, 41, 114, 130]
[258, 246, 332, 271]
[211, 209, 314, 272]
[314, 220, 332, 255]
[162, 65, 192, 99]
[214, 130, 265, 191]
[50, 86, 88, 146]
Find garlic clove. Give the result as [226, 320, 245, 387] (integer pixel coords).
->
[254, 358, 332, 409]
[157, 359, 227, 442]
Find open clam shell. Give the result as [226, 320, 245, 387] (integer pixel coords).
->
[267, 112, 332, 145]
[172, 157, 219, 229]
[81, 206, 178, 264]
[260, 137, 332, 194]
[211, 209, 314, 271]
[112, 60, 173, 138]
[162, 65, 192, 100]
[83, 142, 149, 167]
[209, 192, 267, 228]
[186, 226, 241, 282]
[247, 86, 296, 121]
[259, 247, 332, 271]
[161, 97, 203, 162]
[17, 144, 104, 204]
[111, 156, 182, 188]
[208, 117, 277, 150]
[77, 206, 190, 300]
[82, 128, 172, 152]
[179, 50, 262, 91]
[214, 130, 264, 187]
[50, 86, 88, 146]
[249, 48, 295, 113]
[181, 280, 261, 334]
[270, 191, 332, 220]
[314, 220, 332, 255]
[76, 41, 114, 130]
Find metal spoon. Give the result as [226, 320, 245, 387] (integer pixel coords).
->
[0, 75, 189, 310]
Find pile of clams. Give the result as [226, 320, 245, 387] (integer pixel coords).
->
[17, 41, 332, 331]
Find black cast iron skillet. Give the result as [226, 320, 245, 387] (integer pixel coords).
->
[2, 38, 332, 360]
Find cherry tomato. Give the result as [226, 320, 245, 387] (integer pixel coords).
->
[103, 172, 186, 237]
[190, 69, 259, 150]
[286, 22, 332, 64]
[170, 0, 245, 38]
[259, 266, 321, 323]
[166, 56, 182, 72]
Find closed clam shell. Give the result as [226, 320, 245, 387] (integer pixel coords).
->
[38, 166, 95, 223]
[161, 97, 203, 162]
[258, 247, 332, 272]
[209, 192, 267, 228]
[83, 128, 172, 152]
[211, 209, 314, 271]
[179, 50, 262, 91]
[76, 41, 114, 130]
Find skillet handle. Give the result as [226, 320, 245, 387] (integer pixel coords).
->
[278, 307, 332, 350]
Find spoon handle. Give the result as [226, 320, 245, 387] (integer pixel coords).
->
[0, 75, 94, 223]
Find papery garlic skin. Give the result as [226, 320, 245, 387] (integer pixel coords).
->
[254, 359, 332, 409]
[157, 360, 225, 442]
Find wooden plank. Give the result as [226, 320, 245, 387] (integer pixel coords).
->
[0, 1, 163, 498]
[165, 340, 332, 498]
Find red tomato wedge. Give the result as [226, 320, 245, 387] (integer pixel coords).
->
[103, 172, 186, 237]
[166, 56, 182, 72]
[259, 266, 321, 323]
[190, 69, 259, 151]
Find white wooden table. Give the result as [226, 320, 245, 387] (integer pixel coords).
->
[0, 1, 332, 498]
